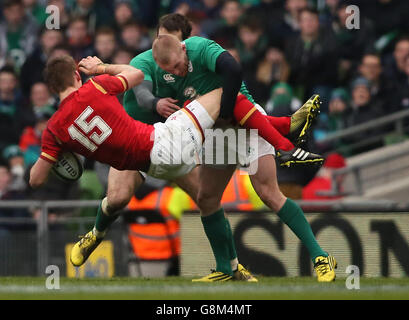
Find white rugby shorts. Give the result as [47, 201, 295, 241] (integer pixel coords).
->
[201, 104, 275, 171]
[147, 100, 214, 180]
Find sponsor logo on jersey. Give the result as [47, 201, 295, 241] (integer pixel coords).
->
[163, 74, 175, 83]
[188, 61, 193, 73]
[183, 87, 198, 100]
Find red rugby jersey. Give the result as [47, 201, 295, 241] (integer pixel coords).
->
[40, 74, 154, 171]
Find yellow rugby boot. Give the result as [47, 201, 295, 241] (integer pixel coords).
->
[234, 264, 258, 282]
[70, 230, 103, 267]
[192, 270, 233, 282]
[288, 94, 321, 146]
[314, 255, 337, 282]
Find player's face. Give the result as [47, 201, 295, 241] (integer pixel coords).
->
[161, 48, 189, 77]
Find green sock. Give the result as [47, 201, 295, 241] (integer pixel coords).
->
[201, 208, 234, 276]
[94, 202, 119, 237]
[225, 218, 238, 271]
[277, 198, 327, 262]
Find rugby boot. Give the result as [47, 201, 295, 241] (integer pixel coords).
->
[233, 264, 258, 282]
[287, 94, 321, 146]
[277, 147, 324, 167]
[314, 255, 337, 282]
[192, 270, 233, 282]
[70, 230, 103, 267]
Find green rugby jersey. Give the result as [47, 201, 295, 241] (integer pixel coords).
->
[123, 36, 256, 124]
[168, 36, 256, 105]
[123, 49, 172, 124]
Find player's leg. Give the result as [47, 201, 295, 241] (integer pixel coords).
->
[188, 89, 323, 167]
[234, 94, 293, 151]
[192, 92, 319, 142]
[249, 154, 337, 281]
[189, 89, 322, 165]
[172, 166, 200, 205]
[193, 88, 222, 122]
[95, 168, 144, 235]
[148, 90, 223, 181]
[70, 168, 143, 267]
[192, 164, 237, 281]
[264, 94, 321, 145]
[173, 165, 254, 282]
[196, 165, 236, 217]
[191, 164, 256, 282]
[233, 95, 324, 167]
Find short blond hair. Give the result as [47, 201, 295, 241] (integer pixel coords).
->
[152, 34, 183, 66]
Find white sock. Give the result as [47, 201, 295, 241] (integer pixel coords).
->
[231, 258, 239, 272]
[92, 226, 106, 239]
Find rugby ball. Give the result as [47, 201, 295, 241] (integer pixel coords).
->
[51, 151, 83, 182]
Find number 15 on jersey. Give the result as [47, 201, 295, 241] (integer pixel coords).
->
[68, 106, 112, 152]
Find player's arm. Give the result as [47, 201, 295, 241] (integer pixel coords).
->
[133, 80, 179, 118]
[79, 56, 144, 90]
[98, 63, 144, 89]
[198, 38, 242, 119]
[29, 128, 61, 188]
[29, 158, 53, 188]
[214, 51, 243, 119]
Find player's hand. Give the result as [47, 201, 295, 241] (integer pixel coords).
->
[156, 98, 180, 118]
[78, 56, 104, 75]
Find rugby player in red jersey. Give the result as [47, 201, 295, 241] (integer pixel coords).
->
[29, 55, 221, 188]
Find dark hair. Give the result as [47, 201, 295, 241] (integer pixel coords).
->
[223, 0, 240, 8]
[48, 44, 71, 60]
[0, 65, 17, 77]
[239, 15, 263, 32]
[157, 13, 192, 41]
[336, 0, 356, 10]
[122, 20, 142, 30]
[361, 52, 380, 60]
[39, 26, 63, 38]
[0, 157, 9, 170]
[299, 7, 319, 17]
[43, 56, 77, 94]
[114, 46, 134, 56]
[3, 0, 23, 9]
[95, 26, 116, 38]
[49, 43, 71, 53]
[395, 35, 409, 45]
[68, 16, 88, 27]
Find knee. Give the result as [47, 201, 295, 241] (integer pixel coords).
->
[106, 186, 133, 213]
[256, 183, 286, 212]
[197, 190, 222, 216]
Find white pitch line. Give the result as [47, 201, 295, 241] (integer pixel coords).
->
[0, 284, 408, 295]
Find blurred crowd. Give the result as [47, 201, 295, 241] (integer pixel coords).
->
[1, 0, 409, 208]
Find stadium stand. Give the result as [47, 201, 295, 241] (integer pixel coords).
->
[2, 0, 409, 278]
[1, 0, 409, 204]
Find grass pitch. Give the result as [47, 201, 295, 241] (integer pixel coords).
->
[0, 277, 409, 300]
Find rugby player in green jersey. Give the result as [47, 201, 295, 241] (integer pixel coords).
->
[71, 14, 336, 282]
